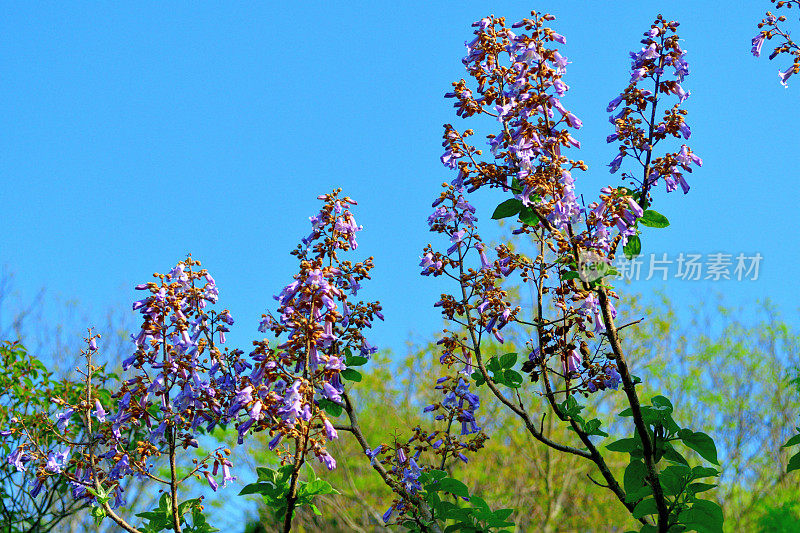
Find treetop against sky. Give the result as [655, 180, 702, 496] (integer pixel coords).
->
[1, 2, 797, 355]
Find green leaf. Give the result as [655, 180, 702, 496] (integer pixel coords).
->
[624, 235, 641, 259]
[492, 199, 523, 220]
[340, 368, 362, 382]
[91, 505, 107, 527]
[256, 467, 278, 482]
[583, 418, 608, 437]
[298, 479, 339, 501]
[682, 499, 724, 533]
[490, 508, 514, 522]
[787, 451, 800, 473]
[662, 413, 681, 434]
[690, 466, 719, 480]
[623, 460, 648, 502]
[626, 485, 653, 504]
[471, 370, 485, 387]
[498, 353, 517, 368]
[178, 498, 200, 517]
[662, 444, 689, 466]
[562, 271, 580, 280]
[607, 438, 641, 453]
[431, 478, 470, 498]
[420, 470, 447, 485]
[632, 498, 659, 519]
[679, 431, 719, 465]
[469, 495, 490, 515]
[687, 482, 717, 495]
[503, 369, 523, 388]
[239, 482, 277, 496]
[650, 395, 674, 414]
[559, 395, 582, 418]
[638, 209, 670, 228]
[318, 398, 343, 417]
[519, 206, 540, 226]
[345, 355, 369, 367]
[660, 464, 690, 496]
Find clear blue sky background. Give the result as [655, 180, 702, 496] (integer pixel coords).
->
[2, 1, 798, 360]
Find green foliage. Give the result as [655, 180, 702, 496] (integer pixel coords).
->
[782, 369, 800, 474]
[623, 235, 642, 259]
[490, 198, 539, 227]
[518, 206, 540, 227]
[626, 295, 800, 531]
[0, 341, 97, 531]
[400, 470, 514, 533]
[241, 296, 799, 532]
[471, 353, 522, 388]
[558, 395, 610, 438]
[245, 346, 641, 532]
[136, 493, 218, 533]
[240, 465, 339, 523]
[638, 210, 670, 228]
[755, 502, 800, 533]
[610, 394, 723, 532]
[341, 368, 363, 382]
[783, 429, 800, 473]
[318, 398, 344, 417]
[491, 199, 522, 220]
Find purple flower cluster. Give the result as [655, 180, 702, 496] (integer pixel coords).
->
[231, 190, 382, 472]
[436, 377, 481, 437]
[6, 257, 249, 507]
[752, 7, 800, 87]
[445, 14, 585, 232]
[427, 13, 705, 401]
[606, 17, 702, 196]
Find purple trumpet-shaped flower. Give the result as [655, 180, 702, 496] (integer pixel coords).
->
[8, 447, 29, 472]
[29, 478, 44, 498]
[323, 418, 338, 441]
[54, 409, 74, 432]
[319, 451, 336, 471]
[608, 152, 624, 174]
[779, 66, 795, 88]
[322, 382, 342, 404]
[204, 471, 218, 492]
[751, 34, 765, 57]
[607, 94, 624, 113]
[627, 197, 644, 219]
[268, 433, 283, 450]
[366, 445, 382, 465]
[441, 148, 463, 169]
[564, 349, 581, 375]
[93, 399, 106, 422]
[221, 460, 236, 488]
[44, 450, 69, 474]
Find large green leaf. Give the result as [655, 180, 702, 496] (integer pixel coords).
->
[624, 235, 641, 259]
[787, 451, 800, 474]
[492, 199, 523, 220]
[678, 430, 719, 465]
[638, 209, 670, 228]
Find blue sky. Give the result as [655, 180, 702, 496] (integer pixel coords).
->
[2, 1, 798, 361]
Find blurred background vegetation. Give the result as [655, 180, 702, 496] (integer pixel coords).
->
[1, 269, 798, 532]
